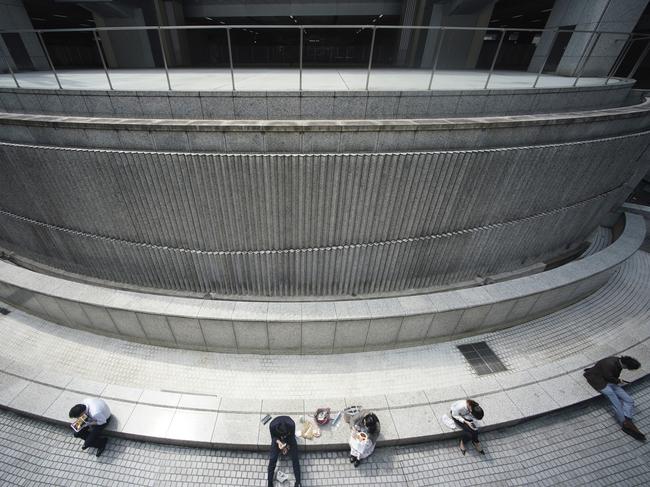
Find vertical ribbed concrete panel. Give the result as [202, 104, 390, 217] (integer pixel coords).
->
[0, 127, 648, 297]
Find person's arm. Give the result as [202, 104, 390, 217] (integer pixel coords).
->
[450, 401, 469, 423]
[92, 416, 106, 426]
[286, 419, 295, 438]
[602, 359, 622, 385]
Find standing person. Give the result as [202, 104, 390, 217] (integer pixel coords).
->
[348, 410, 380, 467]
[450, 399, 484, 455]
[68, 398, 112, 457]
[583, 355, 645, 441]
[267, 416, 301, 487]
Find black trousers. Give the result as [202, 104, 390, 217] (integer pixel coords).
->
[268, 436, 301, 487]
[453, 417, 479, 443]
[74, 417, 111, 449]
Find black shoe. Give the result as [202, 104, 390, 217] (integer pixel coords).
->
[294, 482, 301, 487]
[622, 426, 646, 441]
[95, 440, 107, 457]
[350, 455, 356, 463]
[81, 446, 88, 451]
[354, 459, 361, 468]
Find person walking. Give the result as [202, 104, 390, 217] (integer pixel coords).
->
[68, 398, 112, 457]
[348, 410, 380, 467]
[450, 399, 484, 455]
[583, 355, 645, 441]
[267, 416, 301, 487]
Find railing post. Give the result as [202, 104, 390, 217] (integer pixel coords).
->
[628, 39, 650, 79]
[299, 27, 303, 91]
[428, 28, 445, 90]
[93, 29, 113, 90]
[365, 26, 376, 91]
[573, 32, 601, 87]
[533, 29, 559, 88]
[606, 35, 633, 85]
[36, 31, 62, 89]
[484, 29, 505, 89]
[0, 46, 20, 88]
[157, 27, 172, 91]
[226, 27, 235, 91]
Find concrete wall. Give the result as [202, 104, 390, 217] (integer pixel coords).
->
[0, 128, 647, 298]
[0, 0, 48, 72]
[0, 212, 643, 353]
[0, 81, 635, 119]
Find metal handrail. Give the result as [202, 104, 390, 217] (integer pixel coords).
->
[1, 24, 646, 92]
[0, 24, 642, 35]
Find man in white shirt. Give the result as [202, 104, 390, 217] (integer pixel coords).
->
[69, 398, 112, 457]
[450, 398, 484, 455]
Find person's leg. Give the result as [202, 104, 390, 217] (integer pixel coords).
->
[83, 421, 109, 449]
[74, 427, 89, 441]
[611, 384, 635, 420]
[600, 384, 625, 424]
[288, 437, 301, 484]
[469, 428, 479, 443]
[267, 442, 280, 487]
[83, 426, 102, 449]
[452, 418, 475, 443]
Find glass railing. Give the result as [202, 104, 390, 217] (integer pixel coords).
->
[0, 25, 648, 91]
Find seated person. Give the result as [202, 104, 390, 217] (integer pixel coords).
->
[450, 399, 484, 455]
[349, 410, 380, 467]
[267, 415, 301, 487]
[69, 397, 112, 457]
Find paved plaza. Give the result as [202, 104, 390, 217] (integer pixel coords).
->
[1, 377, 649, 486]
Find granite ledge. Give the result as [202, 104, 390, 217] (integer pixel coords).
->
[0, 214, 643, 329]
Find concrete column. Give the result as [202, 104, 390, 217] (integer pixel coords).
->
[0, 0, 48, 71]
[529, 0, 649, 77]
[419, 0, 495, 69]
[86, 2, 157, 69]
[155, 0, 190, 67]
[396, 0, 420, 67]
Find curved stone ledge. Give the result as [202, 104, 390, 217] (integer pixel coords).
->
[0, 254, 648, 450]
[0, 213, 644, 353]
[1, 96, 649, 153]
[3, 365, 648, 451]
[0, 81, 634, 120]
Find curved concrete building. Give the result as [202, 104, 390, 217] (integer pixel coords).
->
[2, 0, 650, 353]
[0, 83, 648, 299]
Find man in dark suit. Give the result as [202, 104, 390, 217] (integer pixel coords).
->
[267, 416, 301, 487]
[584, 355, 645, 441]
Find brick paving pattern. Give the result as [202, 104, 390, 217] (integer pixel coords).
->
[1, 378, 649, 486]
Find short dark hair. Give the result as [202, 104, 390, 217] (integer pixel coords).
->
[69, 404, 86, 418]
[364, 413, 379, 434]
[471, 404, 484, 420]
[621, 356, 641, 370]
[275, 423, 288, 437]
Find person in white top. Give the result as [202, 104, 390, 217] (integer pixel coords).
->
[450, 399, 484, 455]
[69, 398, 112, 457]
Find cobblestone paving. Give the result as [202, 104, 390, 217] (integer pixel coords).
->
[1, 378, 649, 487]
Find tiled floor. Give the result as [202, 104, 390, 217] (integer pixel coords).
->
[0, 377, 648, 486]
[0, 68, 624, 92]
